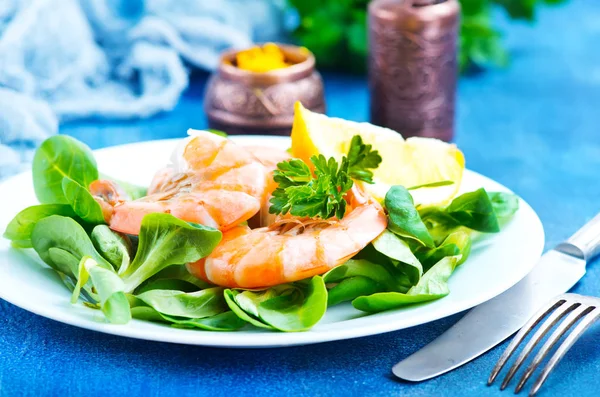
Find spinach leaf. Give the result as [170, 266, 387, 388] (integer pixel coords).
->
[47, 247, 81, 278]
[224, 276, 327, 332]
[91, 225, 132, 274]
[223, 289, 274, 329]
[371, 230, 423, 285]
[129, 295, 245, 331]
[72, 257, 131, 324]
[324, 259, 396, 288]
[488, 192, 519, 224]
[33, 135, 98, 204]
[445, 188, 499, 232]
[3, 204, 76, 248]
[385, 185, 435, 248]
[120, 213, 222, 293]
[415, 230, 472, 272]
[135, 265, 211, 294]
[62, 177, 105, 224]
[324, 240, 422, 307]
[326, 276, 382, 307]
[352, 256, 460, 313]
[31, 215, 112, 277]
[419, 188, 506, 241]
[135, 279, 200, 294]
[136, 288, 227, 319]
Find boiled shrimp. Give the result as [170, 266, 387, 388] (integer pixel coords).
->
[243, 145, 291, 228]
[187, 186, 387, 288]
[91, 130, 269, 235]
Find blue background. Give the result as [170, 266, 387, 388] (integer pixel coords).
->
[2, 1, 600, 396]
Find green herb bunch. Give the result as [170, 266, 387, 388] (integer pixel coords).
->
[288, 0, 566, 73]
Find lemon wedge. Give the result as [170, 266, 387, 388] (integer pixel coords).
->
[290, 102, 465, 206]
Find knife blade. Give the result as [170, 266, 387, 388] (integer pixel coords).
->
[392, 212, 600, 382]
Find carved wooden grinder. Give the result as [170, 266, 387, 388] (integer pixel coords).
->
[368, 0, 460, 141]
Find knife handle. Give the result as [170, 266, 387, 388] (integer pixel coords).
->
[557, 212, 600, 262]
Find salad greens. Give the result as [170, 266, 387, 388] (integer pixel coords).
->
[119, 213, 222, 292]
[353, 256, 460, 312]
[324, 259, 399, 306]
[90, 225, 132, 274]
[62, 176, 106, 224]
[3, 134, 521, 332]
[3, 204, 77, 248]
[32, 135, 99, 204]
[385, 185, 435, 248]
[136, 287, 227, 319]
[224, 276, 327, 332]
[31, 215, 112, 275]
[371, 231, 422, 285]
[72, 257, 131, 324]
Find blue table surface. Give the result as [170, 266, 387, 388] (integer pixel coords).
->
[2, 1, 600, 396]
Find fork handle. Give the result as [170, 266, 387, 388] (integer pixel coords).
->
[556, 212, 600, 262]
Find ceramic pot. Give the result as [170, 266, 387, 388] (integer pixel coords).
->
[204, 44, 325, 136]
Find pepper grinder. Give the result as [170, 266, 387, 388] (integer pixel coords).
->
[368, 0, 460, 142]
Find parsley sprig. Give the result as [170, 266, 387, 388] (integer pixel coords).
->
[269, 135, 382, 219]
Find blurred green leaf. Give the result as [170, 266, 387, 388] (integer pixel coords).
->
[287, 0, 566, 74]
[493, 0, 537, 20]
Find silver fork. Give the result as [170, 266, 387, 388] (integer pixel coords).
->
[488, 293, 600, 396]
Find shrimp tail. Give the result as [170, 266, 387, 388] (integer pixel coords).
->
[89, 179, 132, 224]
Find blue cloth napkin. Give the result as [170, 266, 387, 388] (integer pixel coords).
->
[0, 0, 286, 178]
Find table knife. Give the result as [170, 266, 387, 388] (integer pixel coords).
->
[392, 213, 600, 382]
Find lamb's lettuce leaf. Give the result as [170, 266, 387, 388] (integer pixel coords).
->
[136, 288, 226, 319]
[120, 213, 222, 293]
[135, 265, 211, 294]
[72, 257, 130, 324]
[32, 135, 98, 204]
[61, 177, 105, 224]
[324, 259, 399, 306]
[385, 185, 435, 248]
[488, 191, 519, 226]
[91, 225, 132, 274]
[352, 256, 460, 312]
[371, 230, 423, 285]
[3, 204, 77, 248]
[224, 276, 327, 332]
[31, 215, 112, 277]
[129, 295, 245, 331]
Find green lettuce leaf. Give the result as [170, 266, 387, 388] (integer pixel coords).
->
[3, 204, 77, 248]
[136, 288, 227, 319]
[31, 215, 112, 278]
[61, 176, 105, 224]
[129, 295, 246, 332]
[120, 213, 222, 292]
[385, 185, 435, 248]
[224, 276, 327, 332]
[352, 256, 460, 313]
[91, 225, 132, 274]
[371, 230, 423, 285]
[33, 135, 98, 204]
[72, 257, 130, 324]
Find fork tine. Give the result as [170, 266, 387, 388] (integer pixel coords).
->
[499, 301, 580, 390]
[488, 298, 567, 385]
[529, 308, 600, 397]
[514, 304, 593, 393]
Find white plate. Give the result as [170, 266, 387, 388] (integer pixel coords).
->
[0, 136, 544, 348]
